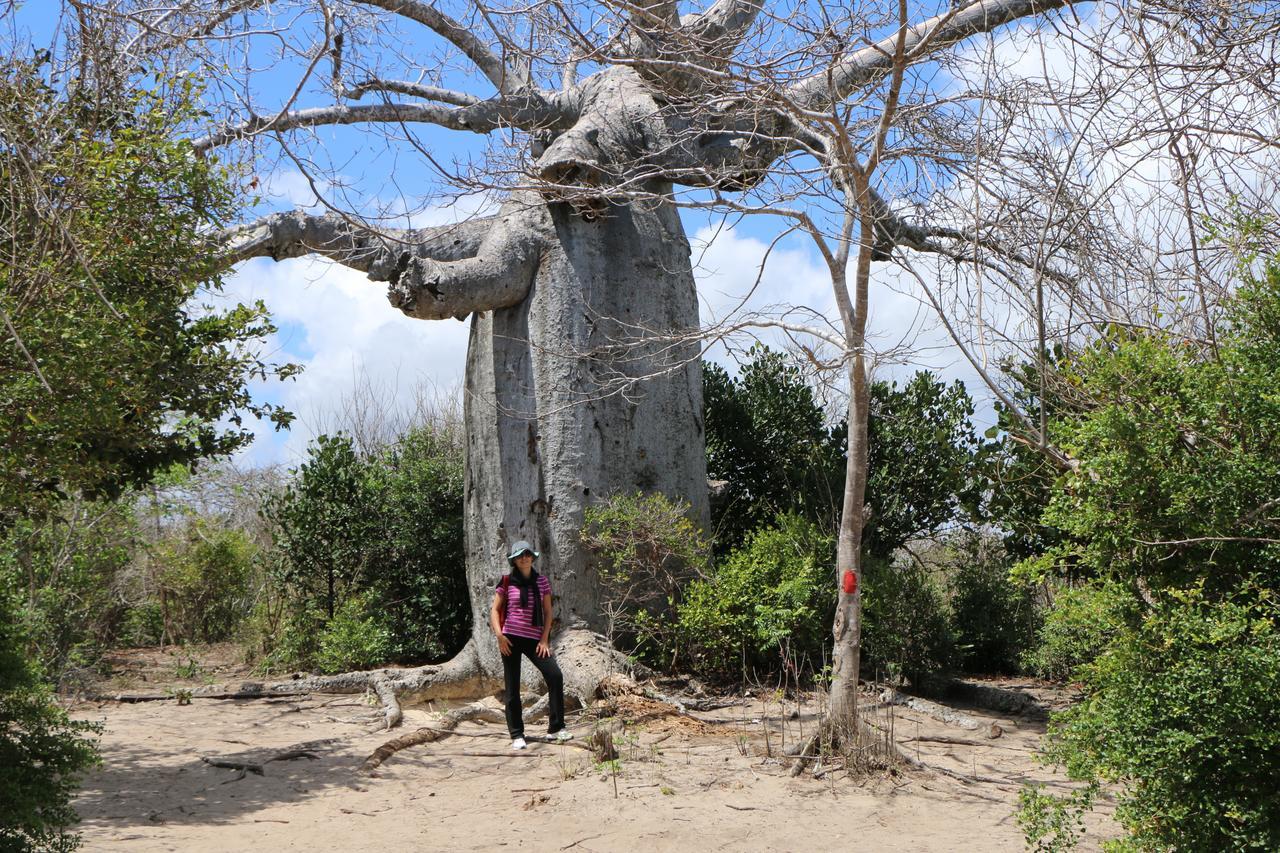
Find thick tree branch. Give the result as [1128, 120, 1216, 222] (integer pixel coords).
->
[218, 209, 494, 273]
[385, 198, 550, 320]
[353, 0, 518, 96]
[788, 0, 1073, 108]
[193, 94, 571, 151]
[681, 0, 765, 51]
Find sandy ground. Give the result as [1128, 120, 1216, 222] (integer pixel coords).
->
[68, 647, 1115, 852]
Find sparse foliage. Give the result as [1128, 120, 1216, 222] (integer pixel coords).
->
[583, 492, 710, 664]
[0, 590, 100, 853]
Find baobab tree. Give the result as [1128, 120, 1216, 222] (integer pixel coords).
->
[51, 0, 1093, 750]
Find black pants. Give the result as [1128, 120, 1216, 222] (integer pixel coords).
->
[501, 635, 565, 739]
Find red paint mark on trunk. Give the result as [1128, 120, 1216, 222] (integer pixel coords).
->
[842, 570, 857, 594]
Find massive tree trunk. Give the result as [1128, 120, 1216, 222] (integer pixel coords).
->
[461, 187, 708, 677]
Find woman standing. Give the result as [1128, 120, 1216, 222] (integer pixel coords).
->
[490, 540, 572, 750]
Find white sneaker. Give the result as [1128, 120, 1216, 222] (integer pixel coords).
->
[550, 730, 573, 743]
[511, 737, 527, 751]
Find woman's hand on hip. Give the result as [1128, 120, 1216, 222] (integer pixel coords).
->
[536, 640, 551, 658]
[497, 635, 512, 656]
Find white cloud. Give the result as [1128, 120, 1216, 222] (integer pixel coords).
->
[220, 255, 470, 466]
[688, 221, 983, 392]
[262, 169, 332, 210]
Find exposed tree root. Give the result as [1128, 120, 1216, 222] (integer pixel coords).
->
[787, 715, 901, 778]
[100, 630, 719, 777]
[370, 676, 402, 730]
[896, 751, 1021, 790]
[360, 700, 505, 775]
[913, 675, 1046, 719]
[95, 639, 496, 714]
[358, 630, 634, 772]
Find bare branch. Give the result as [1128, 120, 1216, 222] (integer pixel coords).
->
[788, 0, 1074, 108]
[353, 0, 518, 96]
[342, 78, 481, 107]
[193, 94, 571, 152]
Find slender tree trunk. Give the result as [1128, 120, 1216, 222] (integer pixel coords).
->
[828, 254, 871, 729]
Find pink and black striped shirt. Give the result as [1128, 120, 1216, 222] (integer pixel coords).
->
[498, 574, 552, 640]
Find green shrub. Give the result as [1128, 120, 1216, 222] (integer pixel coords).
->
[1016, 783, 1097, 853]
[0, 503, 135, 680]
[0, 590, 100, 853]
[260, 428, 469, 667]
[262, 434, 379, 622]
[1044, 584, 1280, 850]
[861, 559, 954, 683]
[583, 492, 710, 664]
[118, 602, 165, 648]
[946, 535, 1039, 674]
[315, 592, 393, 675]
[255, 606, 324, 674]
[152, 525, 255, 644]
[371, 425, 469, 662]
[677, 513, 832, 678]
[1023, 579, 1134, 681]
[702, 350, 845, 553]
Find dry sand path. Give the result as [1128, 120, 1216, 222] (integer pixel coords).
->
[68, 648, 1113, 852]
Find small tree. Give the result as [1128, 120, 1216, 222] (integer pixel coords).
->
[262, 434, 378, 622]
[0, 589, 100, 853]
[582, 493, 710, 665]
[704, 348, 844, 550]
[0, 54, 294, 523]
[372, 424, 469, 663]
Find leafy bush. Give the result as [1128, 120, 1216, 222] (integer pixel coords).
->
[255, 426, 469, 671]
[315, 593, 393, 675]
[151, 525, 255, 644]
[864, 372, 981, 559]
[861, 559, 954, 683]
[945, 534, 1039, 674]
[583, 492, 710, 664]
[0, 590, 100, 853]
[1043, 584, 1280, 850]
[262, 434, 380, 622]
[704, 350, 981, 561]
[0, 502, 135, 680]
[1016, 783, 1097, 853]
[1023, 580, 1135, 681]
[703, 349, 844, 553]
[254, 606, 324, 675]
[370, 425, 468, 662]
[1039, 261, 1280, 596]
[677, 513, 833, 678]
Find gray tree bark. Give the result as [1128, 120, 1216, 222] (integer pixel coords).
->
[457, 187, 707, 677]
[220, 70, 712, 684]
